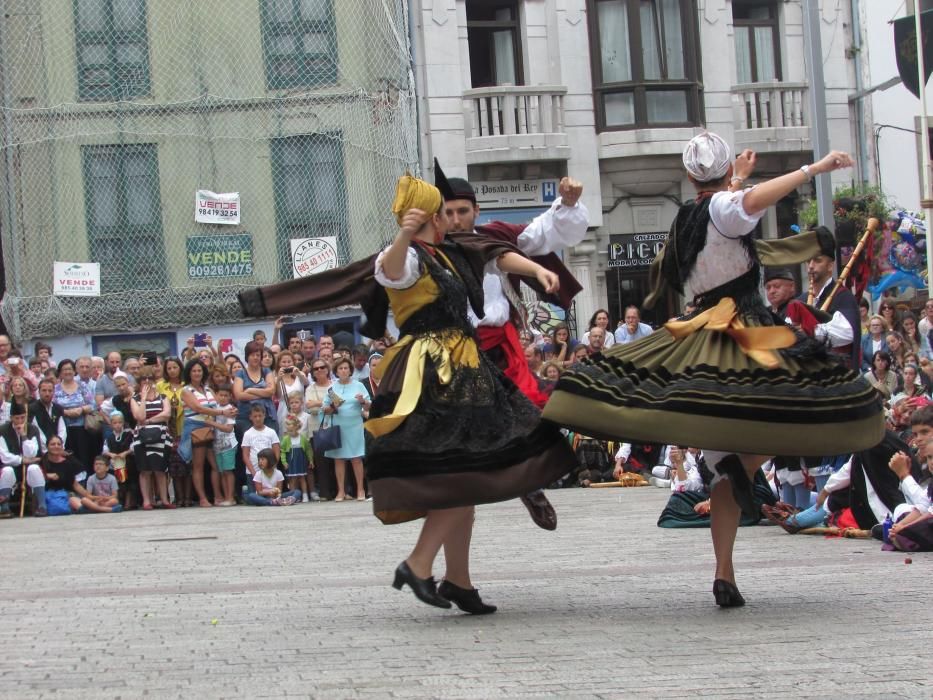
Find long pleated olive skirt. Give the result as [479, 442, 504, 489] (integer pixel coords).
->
[543, 319, 884, 457]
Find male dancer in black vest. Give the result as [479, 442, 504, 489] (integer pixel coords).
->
[0, 402, 47, 517]
[438, 163, 588, 530]
[29, 377, 66, 445]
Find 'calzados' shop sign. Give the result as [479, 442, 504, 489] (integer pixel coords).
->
[608, 232, 666, 269]
[187, 234, 253, 278]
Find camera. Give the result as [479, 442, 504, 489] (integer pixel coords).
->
[283, 367, 294, 374]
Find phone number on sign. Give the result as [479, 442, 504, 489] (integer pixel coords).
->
[188, 262, 253, 278]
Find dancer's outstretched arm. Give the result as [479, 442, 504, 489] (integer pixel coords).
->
[741, 150, 852, 216]
[497, 252, 559, 294]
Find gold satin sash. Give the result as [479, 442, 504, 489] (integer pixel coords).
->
[366, 331, 480, 438]
[664, 297, 795, 369]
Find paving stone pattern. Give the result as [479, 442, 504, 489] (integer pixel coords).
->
[1, 488, 930, 699]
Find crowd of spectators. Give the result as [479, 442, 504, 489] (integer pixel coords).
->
[522, 299, 931, 547]
[2, 297, 931, 543]
[0, 318, 397, 517]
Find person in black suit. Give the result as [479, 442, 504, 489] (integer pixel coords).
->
[798, 227, 861, 370]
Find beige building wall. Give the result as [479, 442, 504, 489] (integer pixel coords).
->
[1, 0, 415, 339]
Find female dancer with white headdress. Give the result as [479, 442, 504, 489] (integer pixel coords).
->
[544, 133, 884, 606]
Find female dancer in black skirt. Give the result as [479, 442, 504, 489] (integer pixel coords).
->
[367, 174, 574, 613]
[238, 174, 575, 614]
[544, 133, 884, 607]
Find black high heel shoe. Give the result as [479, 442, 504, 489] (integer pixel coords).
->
[712, 579, 746, 608]
[392, 562, 452, 609]
[437, 580, 497, 615]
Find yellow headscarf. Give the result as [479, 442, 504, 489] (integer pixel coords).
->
[391, 173, 442, 225]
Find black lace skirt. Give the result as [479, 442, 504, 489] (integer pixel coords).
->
[364, 329, 574, 524]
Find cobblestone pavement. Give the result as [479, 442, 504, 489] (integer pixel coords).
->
[2, 487, 930, 699]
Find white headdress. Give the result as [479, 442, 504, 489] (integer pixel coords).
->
[682, 132, 731, 182]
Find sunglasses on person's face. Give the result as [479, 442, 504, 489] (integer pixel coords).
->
[313, 366, 327, 371]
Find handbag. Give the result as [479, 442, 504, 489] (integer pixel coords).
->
[45, 489, 71, 516]
[137, 425, 164, 446]
[84, 411, 103, 432]
[191, 426, 215, 447]
[314, 414, 342, 452]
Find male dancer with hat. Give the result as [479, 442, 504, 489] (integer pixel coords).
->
[797, 230, 860, 370]
[436, 162, 589, 530]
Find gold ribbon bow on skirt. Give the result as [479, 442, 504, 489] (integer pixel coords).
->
[365, 331, 479, 438]
[664, 297, 795, 369]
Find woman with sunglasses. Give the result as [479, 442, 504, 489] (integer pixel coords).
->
[305, 359, 336, 500]
[879, 300, 899, 332]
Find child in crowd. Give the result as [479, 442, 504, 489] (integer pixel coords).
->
[887, 408, 933, 538]
[81, 456, 122, 513]
[102, 411, 134, 509]
[241, 404, 280, 492]
[246, 448, 299, 506]
[210, 384, 237, 506]
[280, 414, 315, 503]
[285, 392, 310, 435]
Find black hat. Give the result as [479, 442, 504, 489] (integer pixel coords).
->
[434, 158, 475, 204]
[764, 267, 795, 283]
[9, 401, 27, 417]
[813, 225, 836, 260]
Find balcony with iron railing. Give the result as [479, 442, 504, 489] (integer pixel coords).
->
[731, 81, 810, 151]
[461, 85, 570, 164]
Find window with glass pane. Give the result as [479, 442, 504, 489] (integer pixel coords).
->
[270, 135, 347, 278]
[262, 0, 338, 89]
[82, 144, 166, 291]
[74, 0, 151, 100]
[732, 1, 780, 84]
[466, 0, 523, 87]
[589, 0, 700, 129]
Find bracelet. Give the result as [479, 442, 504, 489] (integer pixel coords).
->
[730, 176, 744, 186]
[800, 164, 813, 181]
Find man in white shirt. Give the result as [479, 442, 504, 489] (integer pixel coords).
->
[918, 299, 933, 337]
[797, 230, 861, 369]
[765, 267, 853, 351]
[439, 163, 589, 530]
[586, 326, 607, 355]
[614, 306, 653, 344]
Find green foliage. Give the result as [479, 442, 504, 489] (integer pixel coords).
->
[799, 198, 818, 228]
[798, 184, 894, 229]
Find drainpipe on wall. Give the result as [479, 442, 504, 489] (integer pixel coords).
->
[849, 0, 869, 184]
[407, 0, 430, 175]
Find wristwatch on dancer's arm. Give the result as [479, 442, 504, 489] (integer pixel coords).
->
[729, 149, 756, 192]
